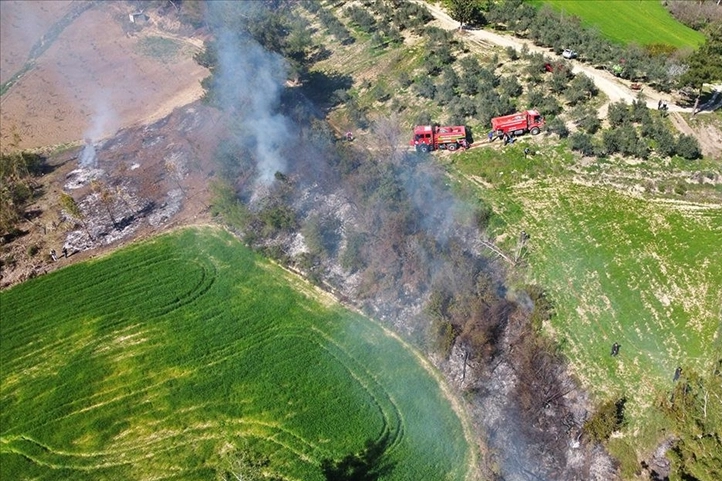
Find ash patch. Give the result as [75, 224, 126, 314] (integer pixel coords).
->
[641, 438, 675, 481]
[164, 150, 190, 177]
[1, 103, 221, 291]
[148, 189, 183, 226]
[288, 232, 309, 257]
[65, 168, 105, 190]
[62, 179, 153, 251]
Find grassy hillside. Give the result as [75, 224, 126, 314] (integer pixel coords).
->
[0, 228, 472, 480]
[536, 0, 705, 48]
[452, 141, 722, 457]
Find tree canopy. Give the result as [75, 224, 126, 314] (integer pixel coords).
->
[680, 23, 722, 92]
[446, 0, 484, 27]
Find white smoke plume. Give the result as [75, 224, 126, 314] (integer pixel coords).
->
[79, 92, 117, 169]
[211, 24, 292, 185]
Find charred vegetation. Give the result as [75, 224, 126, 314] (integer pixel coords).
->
[187, 1, 627, 479]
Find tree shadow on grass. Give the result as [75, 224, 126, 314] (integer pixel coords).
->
[320, 434, 395, 481]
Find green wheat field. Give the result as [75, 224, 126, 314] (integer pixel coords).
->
[0, 227, 472, 480]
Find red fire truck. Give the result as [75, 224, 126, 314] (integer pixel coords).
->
[410, 125, 469, 153]
[491, 110, 545, 138]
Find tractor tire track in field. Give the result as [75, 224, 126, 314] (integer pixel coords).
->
[1, 230, 473, 480]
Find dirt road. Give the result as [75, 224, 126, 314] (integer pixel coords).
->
[422, 2, 694, 116]
[0, 2, 208, 150]
[668, 112, 722, 158]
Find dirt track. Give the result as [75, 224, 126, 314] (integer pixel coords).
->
[0, 2, 208, 150]
[668, 112, 722, 158]
[422, 2, 707, 116]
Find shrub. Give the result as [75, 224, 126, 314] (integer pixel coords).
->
[258, 204, 297, 236]
[525, 52, 548, 76]
[499, 76, 523, 98]
[538, 95, 561, 116]
[634, 138, 649, 159]
[617, 127, 641, 156]
[603, 128, 622, 155]
[415, 111, 432, 126]
[569, 132, 595, 156]
[458, 57, 482, 95]
[397, 71, 412, 89]
[302, 214, 341, 258]
[577, 113, 601, 134]
[424, 26, 454, 44]
[655, 129, 677, 158]
[370, 83, 389, 102]
[449, 96, 477, 119]
[570, 73, 597, 98]
[477, 66, 500, 88]
[549, 69, 570, 94]
[505, 46, 518, 60]
[434, 82, 456, 106]
[422, 43, 455, 75]
[676, 135, 701, 160]
[564, 86, 587, 106]
[475, 90, 514, 126]
[583, 398, 626, 442]
[630, 98, 651, 124]
[332, 89, 350, 104]
[441, 65, 459, 90]
[546, 117, 569, 138]
[346, 6, 377, 33]
[414, 76, 436, 98]
[608, 101, 630, 127]
[526, 88, 545, 108]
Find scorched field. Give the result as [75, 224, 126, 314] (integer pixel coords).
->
[0, 227, 472, 480]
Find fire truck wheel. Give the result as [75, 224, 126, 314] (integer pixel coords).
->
[447, 143, 457, 151]
[418, 144, 429, 153]
[530, 127, 541, 135]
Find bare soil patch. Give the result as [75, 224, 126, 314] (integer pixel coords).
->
[669, 112, 722, 159]
[0, 0, 74, 84]
[0, 102, 226, 289]
[0, 2, 208, 150]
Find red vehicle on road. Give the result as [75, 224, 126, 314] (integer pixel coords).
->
[410, 124, 469, 153]
[491, 110, 545, 138]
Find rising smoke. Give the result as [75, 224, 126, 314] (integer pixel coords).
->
[206, 2, 293, 185]
[202, 2, 611, 480]
[79, 93, 117, 169]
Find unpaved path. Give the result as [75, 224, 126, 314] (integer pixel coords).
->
[422, 2, 698, 116]
[0, 2, 208, 150]
[669, 112, 722, 158]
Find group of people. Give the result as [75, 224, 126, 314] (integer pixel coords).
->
[488, 130, 517, 145]
[49, 247, 69, 262]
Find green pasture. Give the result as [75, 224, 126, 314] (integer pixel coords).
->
[537, 0, 705, 49]
[0, 228, 471, 480]
[452, 145, 721, 446]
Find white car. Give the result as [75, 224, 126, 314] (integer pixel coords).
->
[562, 49, 577, 59]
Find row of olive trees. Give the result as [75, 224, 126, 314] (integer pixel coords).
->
[474, 0, 684, 90]
[565, 99, 701, 161]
